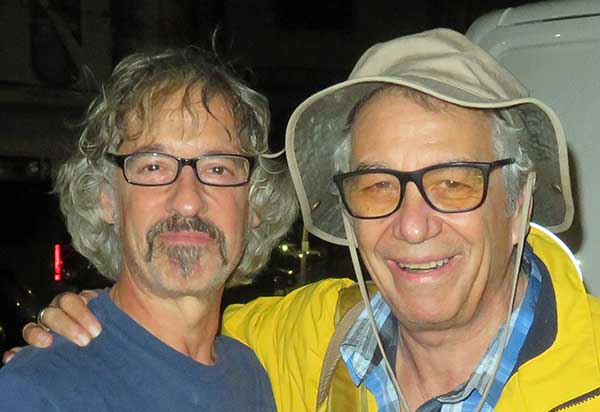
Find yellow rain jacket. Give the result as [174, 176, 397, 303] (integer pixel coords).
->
[223, 226, 600, 411]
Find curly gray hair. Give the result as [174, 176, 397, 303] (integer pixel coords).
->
[333, 85, 533, 216]
[56, 46, 298, 287]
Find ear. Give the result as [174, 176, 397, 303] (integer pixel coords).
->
[509, 187, 534, 246]
[99, 185, 116, 225]
[250, 209, 260, 228]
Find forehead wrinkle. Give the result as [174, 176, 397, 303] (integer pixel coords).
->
[350, 96, 495, 171]
[124, 86, 238, 142]
[121, 105, 240, 157]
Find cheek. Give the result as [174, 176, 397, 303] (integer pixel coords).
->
[354, 219, 390, 259]
[448, 216, 483, 245]
[118, 189, 165, 239]
[481, 199, 513, 251]
[355, 221, 375, 249]
[216, 192, 252, 238]
[448, 206, 512, 276]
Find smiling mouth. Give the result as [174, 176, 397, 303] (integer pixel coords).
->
[397, 257, 451, 272]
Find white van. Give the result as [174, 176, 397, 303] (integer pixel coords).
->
[467, 0, 600, 296]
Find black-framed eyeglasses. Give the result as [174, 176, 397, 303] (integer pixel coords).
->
[105, 152, 254, 187]
[333, 158, 515, 219]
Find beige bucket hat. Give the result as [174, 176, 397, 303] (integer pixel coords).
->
[286, 28, 573, 246]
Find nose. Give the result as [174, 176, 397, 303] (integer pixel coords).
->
[390, 182, 442, 244]
[167, 165, 208, 217]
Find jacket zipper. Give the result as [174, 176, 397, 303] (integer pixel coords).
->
[548, 387, 600, 411]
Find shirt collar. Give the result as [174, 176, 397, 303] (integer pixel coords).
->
[341, 292, 397, 384]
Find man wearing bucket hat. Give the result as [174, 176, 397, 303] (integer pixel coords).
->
[11, 29, 600, 412]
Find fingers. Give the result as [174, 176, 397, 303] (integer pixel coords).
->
[10, 290, 103, 361]
[2, 347, 22, 364]
[56, 292, 102, 339]
[40, 291, 102, 346]
[78, 289, 99, 305]
[22, 322, 53, 348]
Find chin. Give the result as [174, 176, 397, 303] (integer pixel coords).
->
[157, 279, 226, 299]
[396, 308, 456, 331]
[389, 293, 460, 329]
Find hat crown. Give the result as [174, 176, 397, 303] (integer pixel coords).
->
[350, 28, 528, 103]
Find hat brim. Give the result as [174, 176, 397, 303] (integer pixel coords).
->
[286, 76, 574, 246]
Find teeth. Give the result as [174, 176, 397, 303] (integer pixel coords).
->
[399, 258, 450, 271]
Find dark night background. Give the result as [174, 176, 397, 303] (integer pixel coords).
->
[0, 0, 541, 356]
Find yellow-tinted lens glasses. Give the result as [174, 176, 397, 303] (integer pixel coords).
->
[334, 159, 514, 219]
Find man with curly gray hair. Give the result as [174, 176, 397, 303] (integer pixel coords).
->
[0, 46, 296, 411]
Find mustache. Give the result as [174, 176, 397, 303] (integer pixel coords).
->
[144, 214, 226, 264]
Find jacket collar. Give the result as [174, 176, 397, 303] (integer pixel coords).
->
[501, 227, 600, 411]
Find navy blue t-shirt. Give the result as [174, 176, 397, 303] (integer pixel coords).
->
[0, 290, 275, 412]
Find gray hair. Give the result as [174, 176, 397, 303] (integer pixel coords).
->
[333, 85, 533, 215]
[56, 46, 297, 287]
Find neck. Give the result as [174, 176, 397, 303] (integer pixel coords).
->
[395, 273, 528, 411]
[110, 274, 223, 365]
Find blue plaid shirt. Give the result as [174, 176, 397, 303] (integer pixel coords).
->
[340, 248, 542, 412]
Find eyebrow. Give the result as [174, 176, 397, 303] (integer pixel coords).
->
[125, 144, 244, 157]
[354, 162, 389, 171]
[353, 157, 481, 171]
[129, 143, 166, 153]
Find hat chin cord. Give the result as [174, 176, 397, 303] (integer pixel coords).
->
[341, 172, 536, 412]
[342, 212, 411, 412]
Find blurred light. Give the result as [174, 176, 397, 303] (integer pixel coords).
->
[287, 270, 293, 275]
[54, 244, 63, 282]
[298, 253, 304, 259]
[16, 302, 21, 307]
[280, 244, 289, 252]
